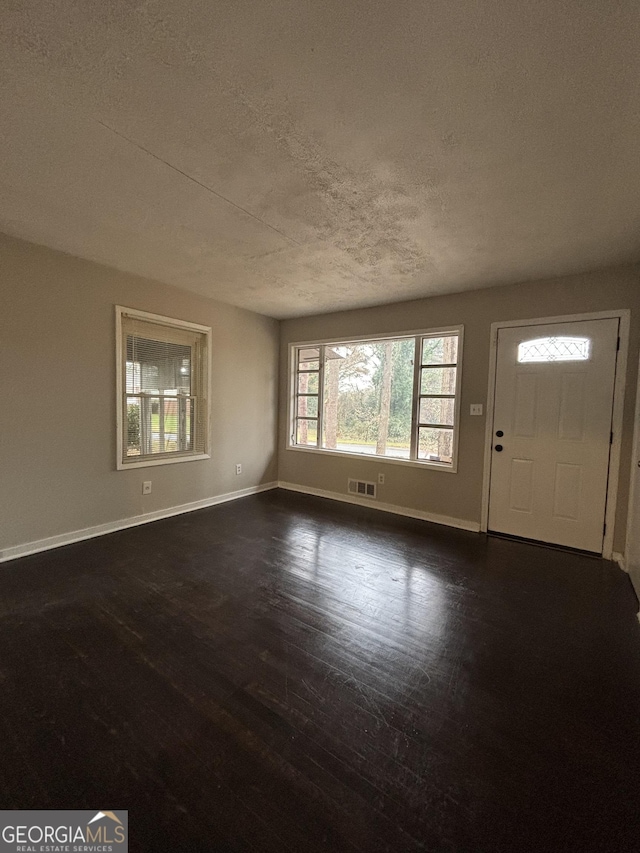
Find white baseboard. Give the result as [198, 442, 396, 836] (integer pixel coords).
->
[277, 481, 481, 533]
[612, 552, 627, 572]
[0, 482, 278, 564]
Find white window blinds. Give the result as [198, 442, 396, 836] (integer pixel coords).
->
[118, 311, 209, 466]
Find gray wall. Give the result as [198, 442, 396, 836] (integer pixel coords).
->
[0, 234, 279, 552]
[278, 265, 640, 551]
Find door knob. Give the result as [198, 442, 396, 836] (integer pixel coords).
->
[494, 444, 503, 452]
[496, 430, 504, 437]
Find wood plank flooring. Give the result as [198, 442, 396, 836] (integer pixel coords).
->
[1, 489, 639, 851]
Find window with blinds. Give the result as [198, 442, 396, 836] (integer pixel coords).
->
[116, 307, 210, 469]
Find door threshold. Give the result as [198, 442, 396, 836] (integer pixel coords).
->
[487, 530, 602, 558]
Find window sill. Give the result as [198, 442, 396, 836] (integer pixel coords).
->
[117, 452, 210, 471]
[285, 444, 458, 473]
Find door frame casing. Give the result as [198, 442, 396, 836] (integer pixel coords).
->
[480, 310, 630, 559]
[624, 350, 640, 596]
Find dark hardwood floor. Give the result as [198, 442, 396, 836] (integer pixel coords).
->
[1, 489, 639, 852]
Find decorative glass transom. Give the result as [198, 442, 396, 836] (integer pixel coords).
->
[517, 336, 591, 363]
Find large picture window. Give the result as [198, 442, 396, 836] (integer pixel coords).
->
[116, 307, 210, 469]
[290, 329, 462, 469]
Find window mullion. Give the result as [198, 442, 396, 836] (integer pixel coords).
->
[121, 328, 129, 464]
[179, 396, 187, 451]
[410, 337, 421, 460]
[317, 345, 326, 448]
[190, 396, 196, 451]
[291, 348, 297, 443]
[141, 395, 151, 455]
[158, 396, 165, 452]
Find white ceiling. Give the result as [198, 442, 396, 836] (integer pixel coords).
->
[1, 1, 639, 319]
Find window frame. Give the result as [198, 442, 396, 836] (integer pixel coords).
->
[115, 306, 212, 470]
[287, 326, 464, 473]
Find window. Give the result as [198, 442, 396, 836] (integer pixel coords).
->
[290, 330, 462, 469]
[116, 307, 210, 469]
[517, 336, 591, 363]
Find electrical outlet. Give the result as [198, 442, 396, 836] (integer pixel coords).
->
[235, 463, 242, 475]
[470, 404, 483, 416]
[142, 481, 152, 495]
[378, 473, 385, 485]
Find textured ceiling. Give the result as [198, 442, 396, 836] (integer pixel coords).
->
[1, 0, 639, 318]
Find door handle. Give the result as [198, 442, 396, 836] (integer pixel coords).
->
[494, 444, 503, 452]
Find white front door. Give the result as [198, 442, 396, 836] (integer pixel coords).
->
[488, 318, 619, 553]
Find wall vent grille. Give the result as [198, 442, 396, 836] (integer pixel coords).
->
[348, 478, 377, 499]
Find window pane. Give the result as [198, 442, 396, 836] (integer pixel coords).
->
[298, 347, 320, 371]
[298, 372, 319, 394]
[296, 419, 318, 446]
[150, 397, 193, 453]
[422, 335, 458, 365]
[297, 395, 318, 418]
[517, 336, 591, 363]
[127, 395, 193, 456]
[126, 397, 141, 457]
[419, 397, 455, 426]
[149, 396, 161, 453]
[322, 338, 413, 459]
[126, 335, 191, 394]
[418, 427, 454, 464]
[421, 367, 457, 394]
